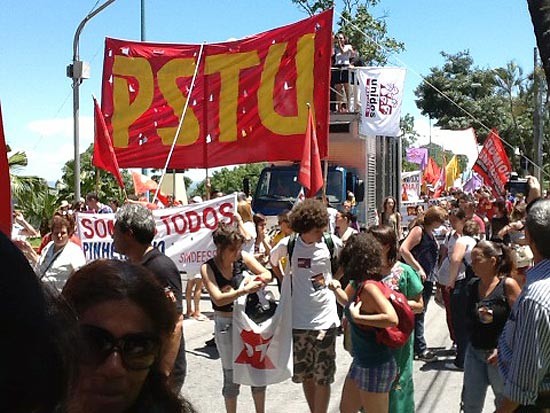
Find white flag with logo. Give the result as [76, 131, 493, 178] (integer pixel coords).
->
[232, 274, 293, 386]
[357, 67, 406, 137]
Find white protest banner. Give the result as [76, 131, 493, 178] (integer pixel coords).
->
[232, 274, 293, 386]
[357, 67, 406, 137]
[77, 194, 237, 273]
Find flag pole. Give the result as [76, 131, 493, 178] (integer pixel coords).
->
[152, 42, 205, 203]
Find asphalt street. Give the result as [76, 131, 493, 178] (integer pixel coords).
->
[179, 283, 496, 412]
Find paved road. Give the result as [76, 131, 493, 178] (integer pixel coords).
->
[179, 284, 496, 412]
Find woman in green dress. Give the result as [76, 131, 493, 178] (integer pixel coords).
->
[366, 225, 424, 413]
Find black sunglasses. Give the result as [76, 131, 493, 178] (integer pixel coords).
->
[80, 324, 160, 371]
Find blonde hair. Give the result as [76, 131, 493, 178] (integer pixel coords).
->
[237, 200, 253, 223]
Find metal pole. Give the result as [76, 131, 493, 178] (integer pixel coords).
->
[71, 0, 117, 202]
[534, 47, 544, 182]
[140, 0, 148, 179]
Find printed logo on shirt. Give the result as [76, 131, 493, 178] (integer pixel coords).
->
[311, 273, 326, 290]
[297, 258, 311, 269]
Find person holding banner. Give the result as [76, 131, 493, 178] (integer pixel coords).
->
[16, 212, 86, 292]
[201, 222, 271, 413]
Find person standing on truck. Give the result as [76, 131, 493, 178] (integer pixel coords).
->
[270, 199, 343, 413]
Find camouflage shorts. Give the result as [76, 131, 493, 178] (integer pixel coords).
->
[292, 328, 337, 385]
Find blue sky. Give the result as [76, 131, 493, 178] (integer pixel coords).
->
[0, 0, 536, 183]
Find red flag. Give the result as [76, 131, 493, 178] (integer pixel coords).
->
[298, 107, 323, 198]
[92, 97, 125, 188]
[422, 157, 440, 186]
[0, 104, 12, 237]
[131, 171, 158, 194]
[473, 129, 511, 197]
[434, 155, 446, 198]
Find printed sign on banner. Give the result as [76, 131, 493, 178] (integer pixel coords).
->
[473, 129, 511, 197]
[356, 67, 406, 137]
[77, 195, 237, 273]
[101, 10, 333, 169]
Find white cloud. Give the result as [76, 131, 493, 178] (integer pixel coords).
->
[16, 116, 93, 183]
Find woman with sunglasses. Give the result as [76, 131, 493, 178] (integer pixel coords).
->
[61, 259, 196, 413]
[201, 222, 271, 413]
[461, 241, 521, 413]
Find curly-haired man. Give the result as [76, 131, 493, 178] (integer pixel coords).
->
[270, 199, 343, 413]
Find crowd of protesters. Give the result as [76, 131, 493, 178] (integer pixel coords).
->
[5, 176, 550, 413]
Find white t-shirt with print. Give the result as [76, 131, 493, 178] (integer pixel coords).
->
[270, 234, 342, 330]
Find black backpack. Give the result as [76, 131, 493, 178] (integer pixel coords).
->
[230, 259, 277, 324]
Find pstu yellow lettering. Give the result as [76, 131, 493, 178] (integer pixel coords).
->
[157, 59, 201, 146]
[258, 33, 315, 135]
[111, 56, 154, 148]
[204, 52, 260, 142]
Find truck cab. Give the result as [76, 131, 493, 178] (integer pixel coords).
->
[252, 163, 364, 218]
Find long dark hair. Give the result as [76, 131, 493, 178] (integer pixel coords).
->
[62, 259, 194, 413]
[365, 225, 398, 264]
[474, 240, 516, 278]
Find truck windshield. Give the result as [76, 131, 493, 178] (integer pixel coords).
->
[256, 169, 344, 203]
[256, 170, 302, 199]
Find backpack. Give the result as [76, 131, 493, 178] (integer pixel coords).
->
[230, 259, 278, 324]
[355, 280, 415, 349]
[287, 232, 338, 273]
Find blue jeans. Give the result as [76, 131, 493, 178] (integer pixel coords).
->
[461, 344, 504, 413]
[414, 280, 433, 354]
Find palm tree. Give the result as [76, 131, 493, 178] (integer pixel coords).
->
[8, 146, 52, 233]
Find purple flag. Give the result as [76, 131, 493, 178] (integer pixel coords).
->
[462, 174, 483, 193]
[406, 147, 428, 170]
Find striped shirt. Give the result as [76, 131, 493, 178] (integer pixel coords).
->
[498, 259, 550, 405]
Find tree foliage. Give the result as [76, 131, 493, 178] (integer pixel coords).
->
[290, 0, 404, 65]
[415, 51, 550, 174]
[527, 0, 550, 93]
[191, 163, 266, 198]
[56, 143, 134, 204]
[8, 147, 53, 232]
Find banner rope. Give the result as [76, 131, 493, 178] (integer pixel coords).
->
[153, 42, 206, 204]
[337, 11, 549, 178]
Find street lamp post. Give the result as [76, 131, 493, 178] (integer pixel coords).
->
[68, 0, 117, 202]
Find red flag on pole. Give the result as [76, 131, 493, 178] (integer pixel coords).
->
[92, 96, 125, 188]
[0, 103, 12, 237]
[422, 157, 440, 186]
[434, 155, 447, 198]
[298, 106, 323, 198]
[473, 129, 511, 197]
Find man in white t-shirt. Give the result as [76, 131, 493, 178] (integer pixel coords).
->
[270, 199, 343, 413]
